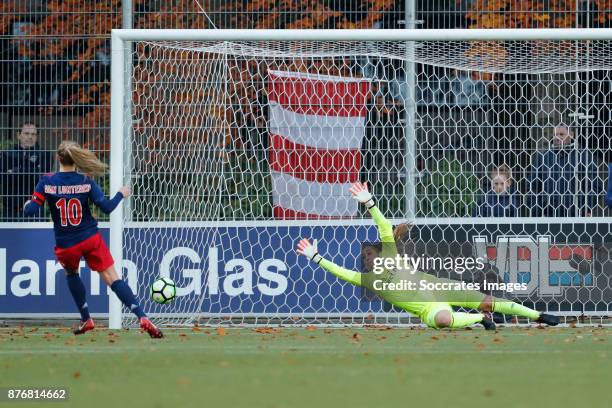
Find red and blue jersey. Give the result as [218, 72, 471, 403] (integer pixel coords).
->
[23, 171, 123, 248]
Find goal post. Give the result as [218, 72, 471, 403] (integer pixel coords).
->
[109, 32, 126, 330]
[110, 28, 612, 329]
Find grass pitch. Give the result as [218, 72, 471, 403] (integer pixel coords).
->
[0, 325, 609, 408]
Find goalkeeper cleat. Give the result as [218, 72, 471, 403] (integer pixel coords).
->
[73, 318, 95, 335]
[140, 317, 164, 338]
[536, 313, 560, 326]
[480, 315, 496, 331]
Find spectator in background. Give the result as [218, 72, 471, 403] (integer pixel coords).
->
[472, 164, 519, 217]
[0, 123, 52, 220]
[529, 124, 600, 217]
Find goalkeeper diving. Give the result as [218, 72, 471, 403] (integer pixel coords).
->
[296, 182, 560, 330]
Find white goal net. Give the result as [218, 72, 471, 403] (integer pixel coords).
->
[114, 31, 612, 327]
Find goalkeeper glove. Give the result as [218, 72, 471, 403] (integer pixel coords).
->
[349, 182, 375, 209]
[296, 238, 322, 264]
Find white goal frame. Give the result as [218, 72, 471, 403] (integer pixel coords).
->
[109, 28, 612, 329]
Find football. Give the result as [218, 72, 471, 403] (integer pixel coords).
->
[150, 277, 177, 304]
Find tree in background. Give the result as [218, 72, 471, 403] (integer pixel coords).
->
[3, 0, 395, 146]
[220, 0, 396, 29]
[467, 0, 612, 29]
[1, 0, 395, 219]
[463, 0, 612, 76]
[6, 0, 212, 153]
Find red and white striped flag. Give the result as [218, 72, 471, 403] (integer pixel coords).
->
[267, 70, 370, 219]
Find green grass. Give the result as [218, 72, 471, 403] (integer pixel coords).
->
[0, 326, 610, 408]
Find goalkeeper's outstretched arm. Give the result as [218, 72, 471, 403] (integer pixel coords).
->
[296, 238, 363, 287]
[296, 182, 396, 288]
[349, 182, 394, 244]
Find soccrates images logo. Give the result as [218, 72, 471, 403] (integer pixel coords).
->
[472, 235, 593, 296]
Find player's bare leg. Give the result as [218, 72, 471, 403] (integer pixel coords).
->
[99, 266, 164, 338]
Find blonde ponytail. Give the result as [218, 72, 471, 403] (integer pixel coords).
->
[57, 140, 107, 177]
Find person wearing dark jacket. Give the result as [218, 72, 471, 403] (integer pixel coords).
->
[0, 123, 52, 220]
[473, 164, 519, 217]
[529, 125, 600, 217]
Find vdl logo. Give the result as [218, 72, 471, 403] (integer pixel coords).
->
[472, 235, 593, 296]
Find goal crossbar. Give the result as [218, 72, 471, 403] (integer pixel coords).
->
[111, 28, 612, 42]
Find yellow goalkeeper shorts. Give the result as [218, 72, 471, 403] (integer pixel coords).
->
[419, 302, 453, 329]
[392, 300, 453, 329]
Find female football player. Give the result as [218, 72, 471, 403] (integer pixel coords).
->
[23, 141, 163, 338]
[297, 182, 560, 330]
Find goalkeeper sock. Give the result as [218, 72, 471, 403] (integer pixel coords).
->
[450, 312, 485, 328]
[111, 280, 146, 319]
[66, 273, 90, 322]
[492, 300, 540, 320]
